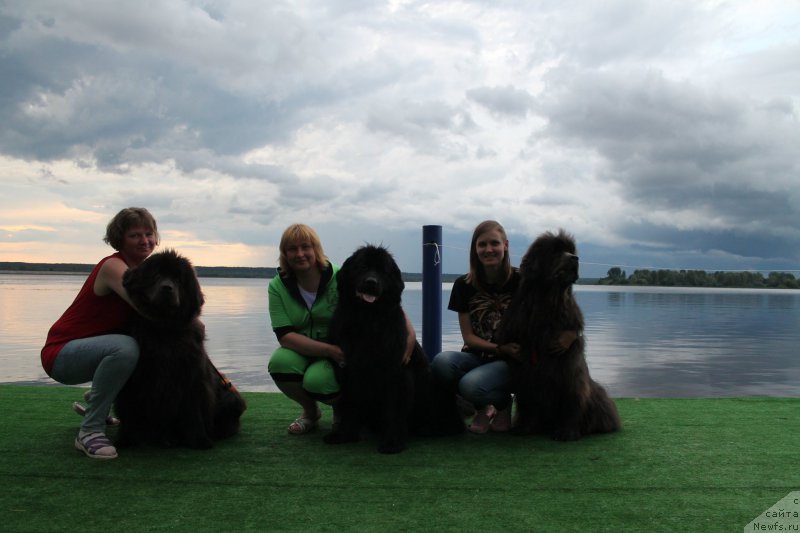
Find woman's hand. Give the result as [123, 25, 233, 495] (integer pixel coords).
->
[495, 342, 521, 362]
[326, 344, 346, 367]
[279, 332, 345, 365]
[402, 312, 416, 365]
[550, 330, 580, 353]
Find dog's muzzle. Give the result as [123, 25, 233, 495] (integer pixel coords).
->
[554, 253, 579, 284]
[356, 276, 381, 303]
[151, 279, 180, 307]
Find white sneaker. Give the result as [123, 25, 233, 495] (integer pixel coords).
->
[74, 432, 118, 460]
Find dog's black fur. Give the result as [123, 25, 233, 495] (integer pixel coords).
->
[324, 245, 464, 453]
[496, 230, 620, 441]
[114, 249, 246, 448]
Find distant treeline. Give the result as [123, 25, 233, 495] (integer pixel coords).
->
[599, 267, 799, 289]
[10, 262, 794, 288]
[0, 262, 461, 282]
[0, 261, 276, 278]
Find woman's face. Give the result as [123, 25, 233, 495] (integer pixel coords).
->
[475, 229, 508, 269]
[285, 240, 317, 274]
[121, 226, 157, 265]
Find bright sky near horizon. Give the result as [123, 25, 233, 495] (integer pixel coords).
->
[1, 1, 798, 277]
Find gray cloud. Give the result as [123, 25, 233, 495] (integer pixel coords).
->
[0, 1, 798, 275]
[366, 99, 476, 156]
[534, 66, 800, 261]
[466, 85, 534, 118]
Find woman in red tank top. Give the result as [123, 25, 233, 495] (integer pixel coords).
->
[42, 207, 159, 460]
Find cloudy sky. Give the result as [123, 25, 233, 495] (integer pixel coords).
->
[1, 0, 798, 277]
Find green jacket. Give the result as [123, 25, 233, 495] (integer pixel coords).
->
[268, 262, 339, 342]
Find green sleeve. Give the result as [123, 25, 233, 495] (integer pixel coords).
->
[268, 276, 298, 331]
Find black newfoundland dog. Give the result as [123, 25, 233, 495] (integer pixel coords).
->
[496, 230, 620, 441]
[324, 245, 463, 453]
[114, 249, 246, 449]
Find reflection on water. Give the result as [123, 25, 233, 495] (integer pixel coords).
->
[198, 278, 273, 391]
[578, 286, 800, 397]
[0, 275, 79, 385]
[1, 275, 799, 397]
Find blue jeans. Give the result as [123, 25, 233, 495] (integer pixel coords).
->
[431, 351, 512, 410]
[50, 334, 139, 434]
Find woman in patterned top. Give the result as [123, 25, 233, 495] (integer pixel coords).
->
[431, 220, 521, 433]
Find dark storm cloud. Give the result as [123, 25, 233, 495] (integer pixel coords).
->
[0, 4, 334, 173]
[0, 37, 296, 167]
[535, 66, 800, 263]
[619, 222, 799, 264]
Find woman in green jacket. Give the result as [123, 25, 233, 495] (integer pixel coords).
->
[267, 224, 344, 435]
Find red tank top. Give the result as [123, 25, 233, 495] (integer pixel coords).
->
[41, 253, 135, 374]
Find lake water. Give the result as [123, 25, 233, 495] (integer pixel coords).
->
[1, 274, 799, 397]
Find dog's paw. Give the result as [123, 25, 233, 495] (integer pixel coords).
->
[377, 440, 406, 454]
[323, 431, 358, 445]
[113, 433, 134, 449]
[510, 426, 530, 436]
[509, 420, 536, 436]
[186, 435, 214, 449]
[552, 427, 581, 441]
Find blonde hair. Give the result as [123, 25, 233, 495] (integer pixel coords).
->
[465, 220, 512, 291]
[278, 224, 329, 274]
[103, 207, 159, 251]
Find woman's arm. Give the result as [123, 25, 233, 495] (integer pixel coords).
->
[457, 312, 499, 354]
[402, 312, 416, 364]
[93, 257, 136, 307]
[279, 332, 346, 366]
[456, 311, 520, 360]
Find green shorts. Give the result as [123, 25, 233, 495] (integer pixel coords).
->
[268, 346, 340, 397]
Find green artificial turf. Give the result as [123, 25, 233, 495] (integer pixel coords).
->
[0, 385, 797, 532]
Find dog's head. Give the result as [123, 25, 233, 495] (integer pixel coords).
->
[338, 244, 404, 308]
[123, 249, 204, 324]
[519, 229, 579, 288]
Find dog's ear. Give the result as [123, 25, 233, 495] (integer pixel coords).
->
[168, 254, 203, 320]
[529, 255, 543, 281]
[122, 260, 143, 292]
[190, 269, 204, 310]
[337, 254, 355, 296]
[519, 241, 541, 281]
[386, 248, 404, 294]
[182, 262, 204, 316]
[122, 267, 134, 290]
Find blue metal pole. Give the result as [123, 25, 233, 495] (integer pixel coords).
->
[422, 225, 442, 360]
